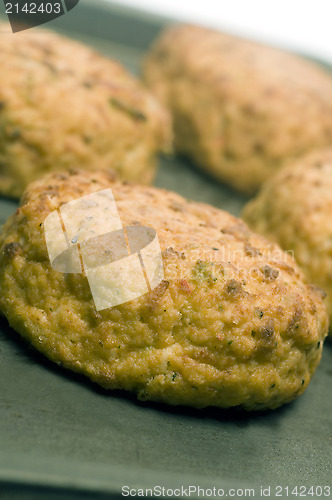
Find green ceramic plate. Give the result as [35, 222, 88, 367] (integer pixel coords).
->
[0, 2, 331, 499]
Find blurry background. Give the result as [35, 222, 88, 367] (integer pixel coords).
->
[108, 0, 332, 64]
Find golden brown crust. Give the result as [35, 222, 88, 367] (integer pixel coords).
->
[243, 148, 332, 335]
[143, 24, 332, 194]
[0, 24, 172, 198]
[0, 169, 328, 409]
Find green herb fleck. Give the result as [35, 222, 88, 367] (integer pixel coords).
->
[9, 128, 22, 140]
[192, 260, 217, 285]
[110, 98, 147, 122]
[254, 308, 264, 319]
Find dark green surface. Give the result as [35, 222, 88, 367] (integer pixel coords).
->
[0, 1, 331, 499]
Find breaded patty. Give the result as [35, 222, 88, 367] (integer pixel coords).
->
[0, 169, 328, 410]
[0, 24, 171, 198]
[243, 148, 332, 335]
[143, 24, 332, 194]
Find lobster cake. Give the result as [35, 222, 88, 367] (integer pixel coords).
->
[243, 148, 332, 336]
[143, 24, 332, 194]
[0, 24, 171, 198]
[0, 169, 328, 409]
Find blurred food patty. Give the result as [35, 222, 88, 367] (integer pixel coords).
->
[0, 24, 171, 198]
[143, 24, 332, 194]
[243, 148, 332, 336]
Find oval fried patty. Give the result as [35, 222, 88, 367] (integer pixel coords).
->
[143, 24, 332, 194]
[243, 148, 332, 336]
[0, 24, 171, 198]
[0, 169, 328, 409]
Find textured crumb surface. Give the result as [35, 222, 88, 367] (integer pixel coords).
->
[243, 148, 332, 336]
[143, 24, 332, 194]
[0, 169, 328, 410]
[0, 24, 171, 198]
